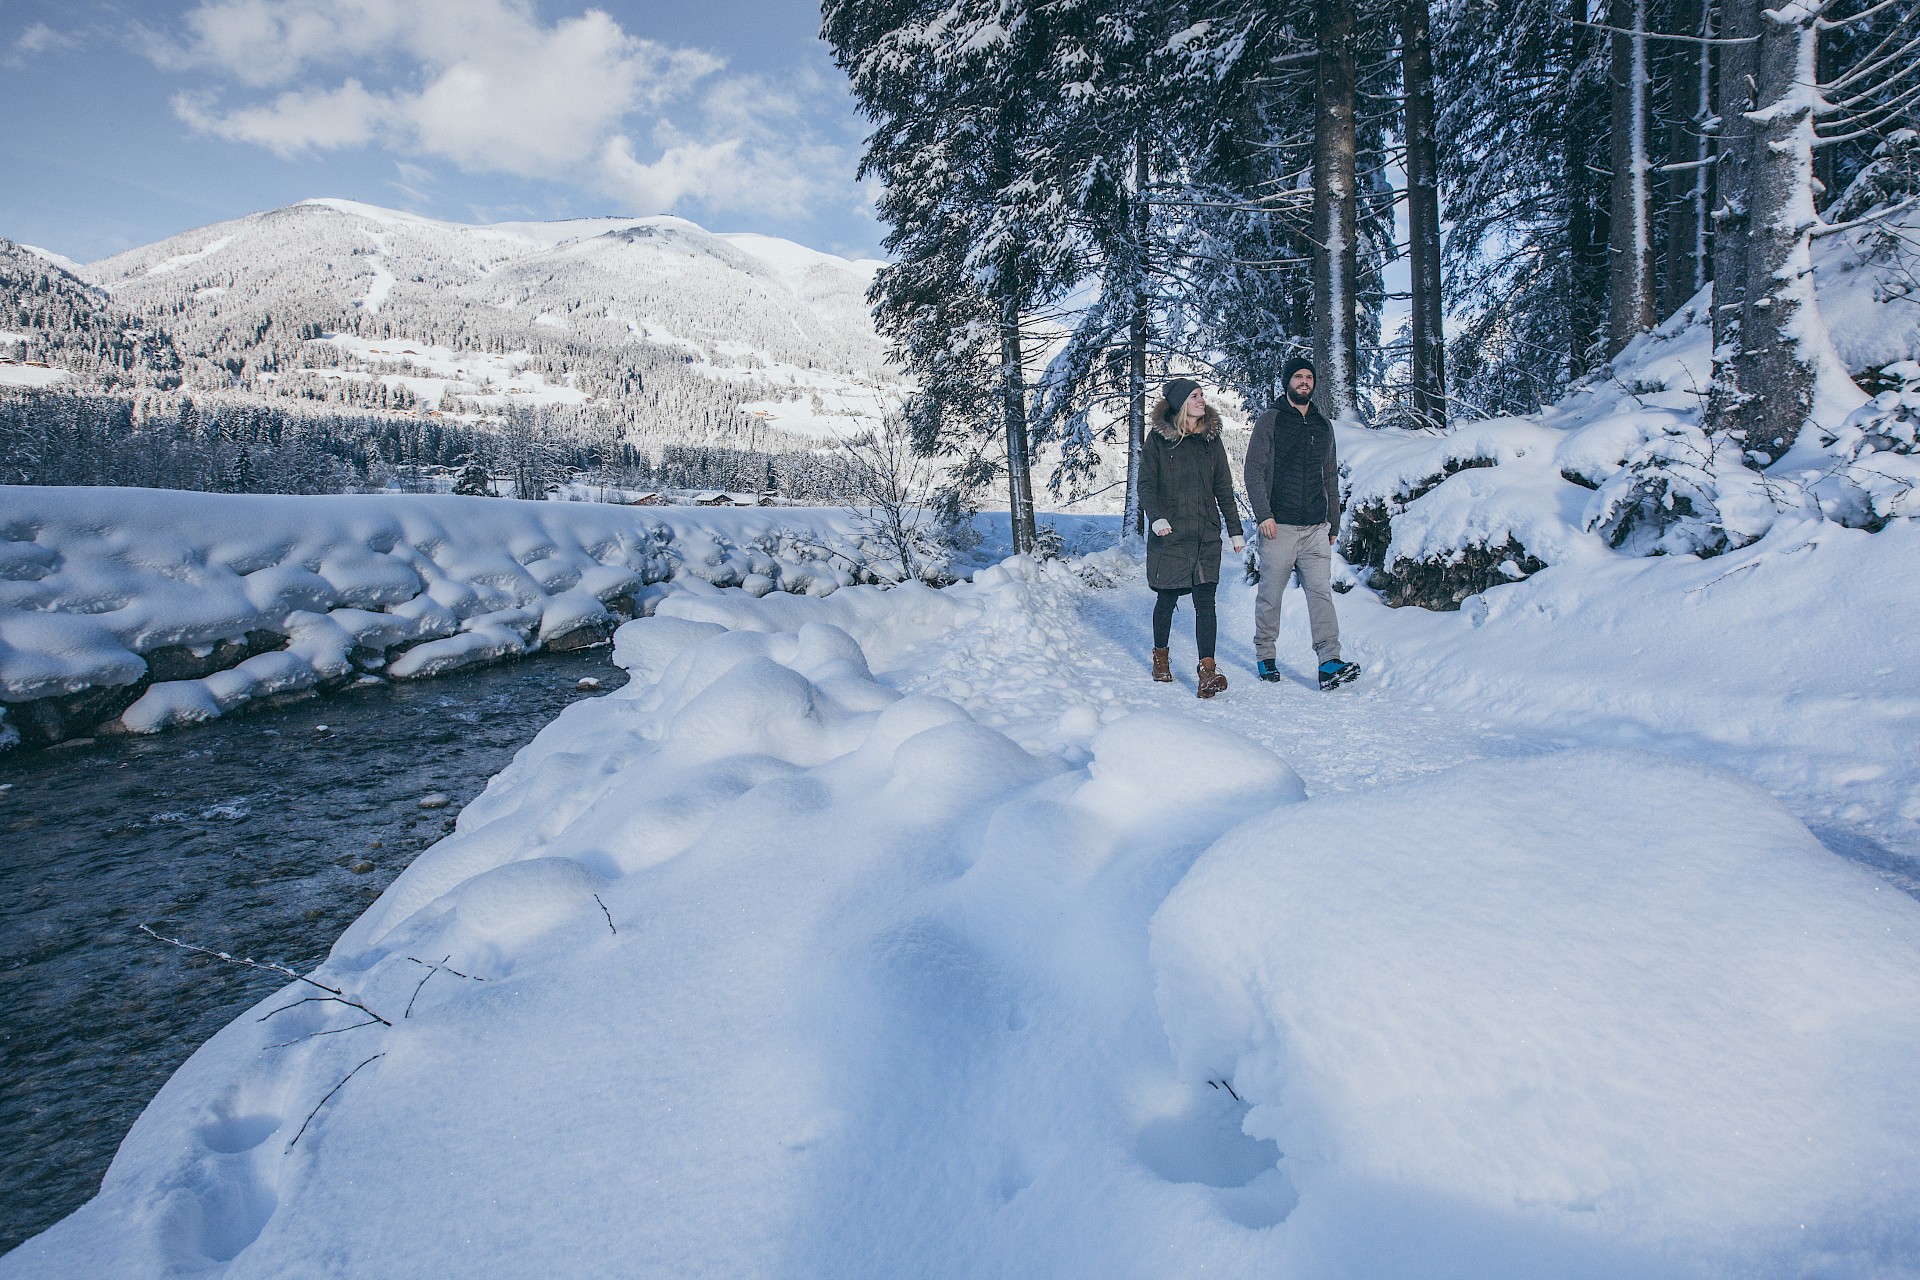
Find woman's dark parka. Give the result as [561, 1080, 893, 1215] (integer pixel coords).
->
[1138, 396, 1246, 591]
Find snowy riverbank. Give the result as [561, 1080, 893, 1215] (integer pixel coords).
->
[0, 489, 1091, 750]
[7, 532, 1917, 1277]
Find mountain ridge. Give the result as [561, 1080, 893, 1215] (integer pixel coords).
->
[7, 198, 900, 451]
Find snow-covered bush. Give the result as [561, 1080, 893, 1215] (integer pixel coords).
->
[1584, 426, 1782, 557]
[1827, 128, 1920, 227]
[1802, 361, 1920, 530]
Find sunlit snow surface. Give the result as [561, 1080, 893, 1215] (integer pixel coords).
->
[5, 527, 1918, 1277]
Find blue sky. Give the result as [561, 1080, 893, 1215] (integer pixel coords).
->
[0, 0, 880, 263]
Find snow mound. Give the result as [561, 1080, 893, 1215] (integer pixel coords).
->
[1152, 748, 1920, 1274]
[0, 488, 897, 746]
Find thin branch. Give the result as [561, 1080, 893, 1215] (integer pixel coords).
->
[142, 924, 391, 1025]
[1566, 16, 1757, 43]
[594, 894, 617, 935]
[266, 1018, 385, 1051]
[1813, 195, 1920, 236]
[1820, 0, 1911, 30]
[287, 1053, 385, 1150]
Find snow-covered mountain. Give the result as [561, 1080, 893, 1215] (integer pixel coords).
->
[70, 199, 898, 447]
[0, 240, 181, 392]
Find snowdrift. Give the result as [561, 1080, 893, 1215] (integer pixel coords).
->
[1155, 750, 1920, 1276]
[0, 489, 919, 749]
[8, 558, 1918, 1278]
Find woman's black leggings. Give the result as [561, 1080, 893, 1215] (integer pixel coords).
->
[1152, 582, 1218, 660]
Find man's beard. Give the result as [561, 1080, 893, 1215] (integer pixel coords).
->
[1286, 386, 1313, 406]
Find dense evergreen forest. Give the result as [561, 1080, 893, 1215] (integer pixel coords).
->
[824, 0, 1920, 549]
[0, 389, 867, 503]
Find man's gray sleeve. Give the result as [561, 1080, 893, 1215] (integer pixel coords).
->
[1244, 408, 1275, 525]
[1324, 427, 1342, 527]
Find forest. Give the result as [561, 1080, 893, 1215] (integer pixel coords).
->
[823, 0, 1920, 549]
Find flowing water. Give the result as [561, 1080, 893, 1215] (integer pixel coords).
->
[0, 649, 626, 1254]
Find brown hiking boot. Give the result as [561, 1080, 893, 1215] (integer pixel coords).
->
[1197, 658, 1227, 699]
[1151, 647, 1173, 682]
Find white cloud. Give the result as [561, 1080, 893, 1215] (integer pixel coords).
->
[154, 2, 718, 178]
[148, 0, 858, 223]
[10, 21, 85, 62]
[173, 82, 383, 153]
[594, 71, 856, 219]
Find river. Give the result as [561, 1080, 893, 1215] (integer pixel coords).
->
[0, 648, 627, 1254]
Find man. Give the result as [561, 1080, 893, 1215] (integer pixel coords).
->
[1242, 356, 1361, 690]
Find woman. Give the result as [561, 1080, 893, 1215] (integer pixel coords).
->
[1139, 377, 1245, 698]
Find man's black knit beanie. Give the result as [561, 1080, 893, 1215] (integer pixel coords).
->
[1282, 356, 1316, 385]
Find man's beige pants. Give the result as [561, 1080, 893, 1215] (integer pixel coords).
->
[1254, 522, 1343, 664]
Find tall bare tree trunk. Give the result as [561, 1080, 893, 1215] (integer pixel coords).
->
[1000, 302, 1037, 554]
[1566, 15, 1611, 379]
[1125, 133, 1148, 537]
[1312, 0, 1359, 420]
[1705, 0, 1761, 438]
[1660, 0, 1710, 317]
[1608, 0, 1657, 355]
[1729, 0, 1825, 461]
[1401, 0, 1446, 430]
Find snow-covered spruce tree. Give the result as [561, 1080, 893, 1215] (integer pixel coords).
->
[1145, 0, 1393, 419]
[826, 0, 1094, 554]
[1019, 0, 1200, 531]
[1023, 2, 1316, 517]
[1435, 0, 1614, 414]
[453, 460, 493, 497]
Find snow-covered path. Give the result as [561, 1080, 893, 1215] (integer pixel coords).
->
[7, 545, 1920, 1279]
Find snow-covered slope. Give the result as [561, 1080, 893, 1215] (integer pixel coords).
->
[6, 541, 1917, 1278]
[1337, 207, 1920, 607]
[70, 199, 896, 445]
[0, 239, 181, 393]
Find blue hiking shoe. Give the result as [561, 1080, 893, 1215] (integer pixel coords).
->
[1255, 658, 1282, 683]
[1317, 659, 1360, 691]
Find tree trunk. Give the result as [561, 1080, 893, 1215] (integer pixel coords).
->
[1312, 0, 1359, 420]
[1812, 23, 1834, 212]
[1659, 0, 1709, 317]
[1401, 0, 1446, 430]
[1565, 15, 1611, 378]
[1728, 0, 1825, 461]
[1607, 0, 1656, 355]
[1000, 302, 1037, 554]
[1125, 133, 1148, 537]
[1705, 0, 1761, 438]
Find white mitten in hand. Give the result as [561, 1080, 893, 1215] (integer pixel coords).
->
[1231, 535, 1245, 553]
[1151, 519, 1171, 536]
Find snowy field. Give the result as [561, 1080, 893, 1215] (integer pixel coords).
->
[6, 517, 1917, 1276]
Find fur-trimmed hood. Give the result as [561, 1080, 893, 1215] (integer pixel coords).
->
[1149, 397, 1224, 442]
